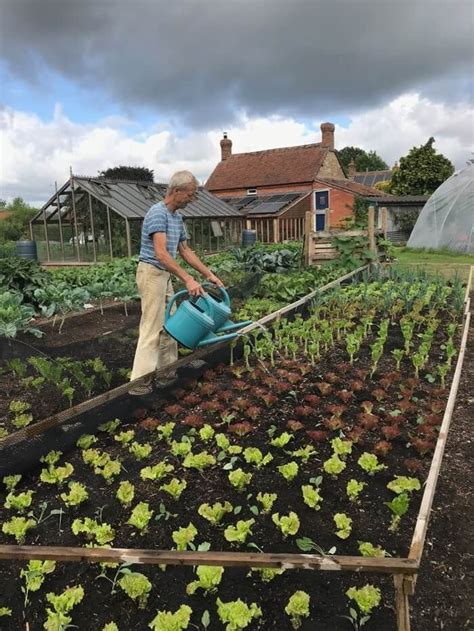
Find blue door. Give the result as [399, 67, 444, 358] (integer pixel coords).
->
[315, 191, 328, 231]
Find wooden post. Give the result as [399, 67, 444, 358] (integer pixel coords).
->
[246, 219, 251, 230]
[88, 192, 97, 263]
[381, 207, 388, 239]
[70, 174, 81, 261]
[394, 575, 415, 631]
[304, 210, 313, 266]
[55, 182, 65, 260]
[325, 208, 330, 231]
[274, 218, 280, 243]
[368, 206, 376, 254]
[42, 208, 51, 262]
[106, 205, 113, 259]
[125, 218, 132, 258]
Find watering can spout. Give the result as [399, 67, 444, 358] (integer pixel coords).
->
[217, 319, 253, 333]
[197, 331, 241, 348]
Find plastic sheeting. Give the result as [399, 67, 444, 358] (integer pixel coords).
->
[408, 163, 474, 253]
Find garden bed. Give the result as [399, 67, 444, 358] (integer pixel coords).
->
[0, 267, 470, 630]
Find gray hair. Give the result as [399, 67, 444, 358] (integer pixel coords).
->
[167, 170, 198, 193]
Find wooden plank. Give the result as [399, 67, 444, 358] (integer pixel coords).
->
[409, 309, 471, 561]
[0, 545, 418, 573]
[312, 253, 337, 260]
[394, 575, 412, 631]
[368, 206, 376, 254]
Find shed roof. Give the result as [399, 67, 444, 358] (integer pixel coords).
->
[364, 195, 429, 204]
[315, 178, 387, 197]
[206, 144, 330, 191]
[351, 170, 393, 187]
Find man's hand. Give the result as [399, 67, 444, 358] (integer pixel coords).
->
[205, 272, 225, 288]
[186, 277, 205, 297]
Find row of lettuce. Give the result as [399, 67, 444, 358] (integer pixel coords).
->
[0, 244, 352, 339]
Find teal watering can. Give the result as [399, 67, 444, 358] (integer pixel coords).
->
[164, 285, 253, 349]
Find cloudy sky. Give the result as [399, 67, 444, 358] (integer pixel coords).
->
[1, 0, 473, 205]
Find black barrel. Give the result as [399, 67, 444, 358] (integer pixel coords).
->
[15, 240, 37, 260]
[242, 229, 257, 248]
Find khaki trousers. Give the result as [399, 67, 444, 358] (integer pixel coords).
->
[130, 262, 178, 382]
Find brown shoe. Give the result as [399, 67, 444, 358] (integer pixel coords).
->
[128, 382, 153, 396]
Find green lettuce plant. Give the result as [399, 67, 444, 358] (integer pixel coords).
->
[334, 513, 352, 539]
[3, 474, 21, 491]
[0, 607, 12, 617]
[10, 400, 34, 428]
[301, 484, 322, 510]
[172, 523, 198, 550]
[270, 432, 293, 448]
[198, 501, 233, 525]
[272, 512, 300, 538]
[160, 478, 187, 500]
[76, 434, 97, 449]
[248, 567, 285, 582]
[116, 481, 135, 507]
[118, 572, 152, 608]
[102, 623, 118, 631]
[345, 584, 381, 629]
[140, 461, 174, 481]
[98, 418, 121, 434]
[71, 517, 115, 546]
[182, 451, 216, 470]
[186, 565, 224, 596]
[215, 433, 231, 451]
[323, 454, 346, 477]
[127, 502, 154, 532]
[60, 482, 89, 507]
[292, 445, 316, 463]
[40, 462, 74, 486]
[284, 591, 310, 629]
[129, 441, 152, 460]
[228, 468, 252, 491]
[224, 519, 255, 545]
[243, 447, 273, 468]
[44, 585, 84, 631]
[199, 424, 215, 442]
[156, 422, 176, 442]
[346, 479, 366, 503]
[4, 489, 34, 512]
[386, 476, 421, 494]
[358, 541, 387, 557]
[114, 429, 135, 445]
[331, 437, 353, 459]
[170, 440, 193, 458]
[357, 453, 387, 475]
[2, 516, 36, 543]
[277, 462, 299, 482]
[20, 560, 56, 607]
[256, 492, 277, 514]
[149, 604, 192, 631]
[216, 598, 262, 631]
[385, 493, 410, 531]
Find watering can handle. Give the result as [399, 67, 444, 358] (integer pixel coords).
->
[164, 289, 189, 323]
[201, 283, 231, 307]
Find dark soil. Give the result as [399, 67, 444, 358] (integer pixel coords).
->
[0, 304, 466, 631]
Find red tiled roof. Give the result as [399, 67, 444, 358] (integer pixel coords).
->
[206, 144, 328, 191]
[315, 178, 388, 197]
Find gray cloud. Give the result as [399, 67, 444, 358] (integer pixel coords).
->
[1, 0, 473, 127]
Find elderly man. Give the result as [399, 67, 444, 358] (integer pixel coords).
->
[129, 170, 223, 395]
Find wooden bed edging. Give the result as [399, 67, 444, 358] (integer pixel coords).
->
[0, 265, 368, 449]
[0, 545, 418, 574]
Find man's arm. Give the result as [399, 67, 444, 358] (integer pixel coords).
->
[152, 233, 204, 296]
[178, 241, 224, 287]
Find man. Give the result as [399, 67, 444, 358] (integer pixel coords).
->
[129, 170, 224, 395]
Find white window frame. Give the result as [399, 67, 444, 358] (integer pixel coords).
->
[246, 188, 257, 196]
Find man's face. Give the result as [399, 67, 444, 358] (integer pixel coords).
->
[174, 185, 197, 208]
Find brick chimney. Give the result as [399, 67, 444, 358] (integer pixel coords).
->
[348, 159, 356, 178]
[320, 122, 335, 150]
[220, 132, 232, 161]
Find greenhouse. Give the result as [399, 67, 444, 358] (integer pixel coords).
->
[408, 163, 474, 253]
[29, 176, 244, 262]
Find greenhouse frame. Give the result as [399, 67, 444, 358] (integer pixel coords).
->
[29, 176, 245, 263]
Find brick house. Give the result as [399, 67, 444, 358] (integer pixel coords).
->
[205, 123, 384, 242]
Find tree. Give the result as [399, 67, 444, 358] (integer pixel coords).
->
[337, 147, 388, 173]
[0, 198, 39, 243]
[390, 138, 454, 196]
[98, 165, 154, 182]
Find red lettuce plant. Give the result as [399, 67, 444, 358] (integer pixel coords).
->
[182, 394, 201, 406]
[303, 394, 320, 406]
[336, 389, 352, 403]
[164, 404, 184, 418]
[228, 422, 253, 436]
[374, 441, 392, 457]
[404, 458, 423, 474]
[411, 438, 435, 455]
[382, 426, 400, 440]
[260, 393, 278, 407]
[287, 420, 304, 431]
[324, 372, 340, 384]
[182, 415, 204, 427]
[294, 406, 314, 419]
[200, 401, 223, 412]
[371, 389, 387, 402]
[324, 404, 345, 418]
[348, 380, 364, 392]
[245, 406, 261, 421]
[323, 417, 344, 431]
[306, 430, 328, 442]
[200, 383, 218, 396]
[315, 382, 332, 396]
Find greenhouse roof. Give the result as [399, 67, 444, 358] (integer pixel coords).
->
[33, 176, 243, 223]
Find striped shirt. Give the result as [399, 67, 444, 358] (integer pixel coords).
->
[139, 201, 187, 269]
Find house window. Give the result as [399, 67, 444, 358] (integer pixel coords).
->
[246, 188, 257, 195]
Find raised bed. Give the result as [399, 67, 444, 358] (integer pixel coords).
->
[0, 265, 470, 631]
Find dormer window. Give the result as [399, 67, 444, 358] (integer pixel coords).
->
[247, 188, 257, 195]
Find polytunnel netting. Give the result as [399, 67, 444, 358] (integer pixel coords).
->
[408, 163, 474, 253]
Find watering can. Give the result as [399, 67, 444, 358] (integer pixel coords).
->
[164, 284, 253, 349]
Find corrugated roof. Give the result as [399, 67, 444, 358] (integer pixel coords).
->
[351, 170, 393, 187]
[315, 178, 387, 197]
[364, 195, 429, 204]
[206, 144, 330, 190]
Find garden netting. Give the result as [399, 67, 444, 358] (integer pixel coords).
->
[408, 162, 474, 253]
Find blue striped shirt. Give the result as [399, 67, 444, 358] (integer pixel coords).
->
[139, 201, 187, 269]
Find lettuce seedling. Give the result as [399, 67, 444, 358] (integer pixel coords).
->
[256, 492, 277, 514]
[186, 565, 224, 596]
[98, 459, 122, 483]
[40, 450, 62, 467]
[346, 479, 366, 503]
[44, 585, 84, 631]
[160, 478, 187, 500]
[215, 433, 231, 451]
[182, 452, 216, 470]
[0, 607, 11, 617]
[292, 445, 316, 463]
[60, 482, 89, 507]
[98, 418, 121, 434]
[387, 476, 421, 494]
[385, 492, 410, 531]
[116, 481, 135, 507]
[102, 623, 118, 631]
[140, 461, 174, 481]
[248, 567, 285, 582]
[172, 523, 198, 550]
[243, 447, 272, 468]
[323, 454, 346, 477]
[331, 437, 353, 459]
[272, 512, 300, 538]
[3, 474, 21, 492]
[285, 590, 310, 629]
[40, 463, 74, 486]
[114, 429, 135, 445]
[277, 462, 299, 482]
[20, 560, 56, 608]
[170, 440, 193, 458]
[228, 468, 253, 491]
[127, 502, 154, 532]
[301, 485, 322, 510]
[76, 434, 97, 449]
[357, 453, 387, 475]
[334, 513, 352, 539]
[199, 424, 215, 442]
[198, 501, 233, 525]
[118, 572, 151, 608]
[149, 604, 192, 631]
[358, 541, 387, 557]
[270, 432, 293, 448]
[156, 421, 176, 443]
[2, 516, 36, 543]
[4, 489, 33, 512]
[72, 518, 115, 546]
[216, 597, 262, 631]
[345, 584, 381, 627]
[127, 441, 152, 460]
[224, 519, 255, 544]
